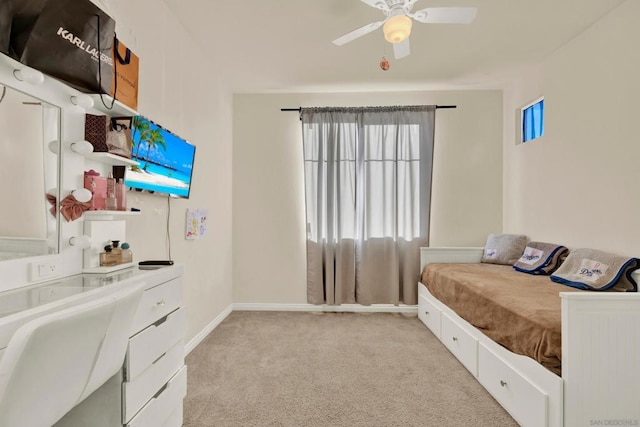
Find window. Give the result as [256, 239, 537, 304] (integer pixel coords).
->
[521, 97, 544, 143]
[300, 106, 435, 305]
[302, 112, 432, 243]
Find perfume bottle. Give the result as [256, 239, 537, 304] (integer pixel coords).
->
[105, 173, 117, 211]
[116, 178, 127, 211]
[99, 245, 118, 266]
[120, 242, 133, 264]
[111, 240, 122, 264]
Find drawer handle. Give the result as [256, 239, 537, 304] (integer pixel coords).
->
[424, 311, 429, 316]
[500, 380, 507, 387]
[452, 337, 458, 342]
[156, 299, 166, 307]
[152, 351, 167, 365]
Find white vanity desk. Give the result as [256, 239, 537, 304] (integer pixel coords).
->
[0, 264, 186, 427]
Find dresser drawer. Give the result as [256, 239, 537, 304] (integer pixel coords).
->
[126, 308, 186, 381]
[123, 341, 184, 422]
[478, 343, 548, 427]
[418, 294, 441, 339]
[131, 278, 182, 335]
[126, 366, 187, 427]
[441, 312, 478, 376]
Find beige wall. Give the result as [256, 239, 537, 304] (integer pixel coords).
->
[502, 0, 639, 256]
[107, 0, 233, 342]
[233, 90, 503, 304]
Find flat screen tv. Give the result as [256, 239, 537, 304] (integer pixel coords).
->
[125, 116, 196, 198]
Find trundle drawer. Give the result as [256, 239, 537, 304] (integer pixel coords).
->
[161, 405, 184, 427]
[441, 312, 478, 376]
[127, 366, 187, 427]
[478, 343, 548, 427]
[131, 278, 182, 335]
[126, 308, 186, 381]
[123, 341, 184, 422]
[418, 294, 441, 339]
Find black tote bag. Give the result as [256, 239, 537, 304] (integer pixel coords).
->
[0, 0, 48, 55]
[0, 1, 12, 54]
[3, 0, 115, 94]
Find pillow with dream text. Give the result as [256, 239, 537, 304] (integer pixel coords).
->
[550, 248, 640, 292]
[481, 233, 528, 266]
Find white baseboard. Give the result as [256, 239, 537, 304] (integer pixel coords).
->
[184, 304, 233, 356]
[232, 303, 418, 314]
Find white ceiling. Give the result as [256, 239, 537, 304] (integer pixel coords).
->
[165, 0, 625, 93]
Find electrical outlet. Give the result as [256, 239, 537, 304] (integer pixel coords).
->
[29, 257, 62, 281]
[39, 263, 55, 276]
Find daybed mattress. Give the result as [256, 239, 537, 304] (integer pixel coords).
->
[421, 263, 583, 375]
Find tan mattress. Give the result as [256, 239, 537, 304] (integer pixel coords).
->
[421, 263, 584, 375]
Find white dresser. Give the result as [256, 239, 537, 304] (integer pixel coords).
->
[0, 265, 187, 427]
[122, 268, 187, 427]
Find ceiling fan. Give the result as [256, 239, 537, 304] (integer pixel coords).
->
[332, 0, 478, 60]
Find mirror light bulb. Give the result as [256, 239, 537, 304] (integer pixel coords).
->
[69, 235, 91, 249]
[72, 188, 92, 203]
[13, 68, 45, 85]
[70, 94, 94, 109]
[48, 140, 60, 155]
[70, 140, 94, 156]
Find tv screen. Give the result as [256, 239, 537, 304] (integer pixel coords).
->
[125, 116, 196, 198]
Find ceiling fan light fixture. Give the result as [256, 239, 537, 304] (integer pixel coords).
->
[383, 14, 412, 43]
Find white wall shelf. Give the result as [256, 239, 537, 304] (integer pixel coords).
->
[83, 211, 141, 221]
[86, 152, 139, 167]
[82, 262, 135, 274]
[89, 95, 138, 117]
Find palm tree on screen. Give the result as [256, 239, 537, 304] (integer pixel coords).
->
[142, 129, 166, 171]
[132, 116, 151, 159]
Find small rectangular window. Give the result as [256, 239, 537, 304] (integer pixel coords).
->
[521, 97, 544, 143]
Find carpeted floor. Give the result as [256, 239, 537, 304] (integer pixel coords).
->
[184, 311, 518, 427]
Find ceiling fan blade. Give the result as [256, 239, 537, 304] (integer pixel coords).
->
[359, 0, 390, 12]
[332, 20, 386, 46]
[393, 39, 410, 59]
[410, 7, 478, 24]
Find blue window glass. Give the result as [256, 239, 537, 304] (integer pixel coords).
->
[522, 99, 544, 142]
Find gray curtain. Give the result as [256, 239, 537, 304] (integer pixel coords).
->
[302, 106, 435, 305]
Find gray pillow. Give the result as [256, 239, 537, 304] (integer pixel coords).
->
[513, 242, 569, 275]
[550, 248, 640, 292]
[481, 233, 528, 265]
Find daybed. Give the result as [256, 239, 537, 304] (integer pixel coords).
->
[417, 247, 640, 427]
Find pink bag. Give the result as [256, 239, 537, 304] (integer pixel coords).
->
[84, 171, 106, 210]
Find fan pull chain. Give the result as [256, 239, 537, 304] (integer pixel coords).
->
[380, 38, 390, 71]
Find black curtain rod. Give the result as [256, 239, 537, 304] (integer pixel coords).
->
[281, 105, 456, 112]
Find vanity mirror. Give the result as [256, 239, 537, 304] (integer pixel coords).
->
[0, 83, 60, 261]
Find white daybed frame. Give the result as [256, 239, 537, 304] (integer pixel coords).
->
[418, 247, 640, 427]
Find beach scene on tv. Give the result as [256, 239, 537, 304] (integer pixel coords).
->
[126, 116, 195, 198]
